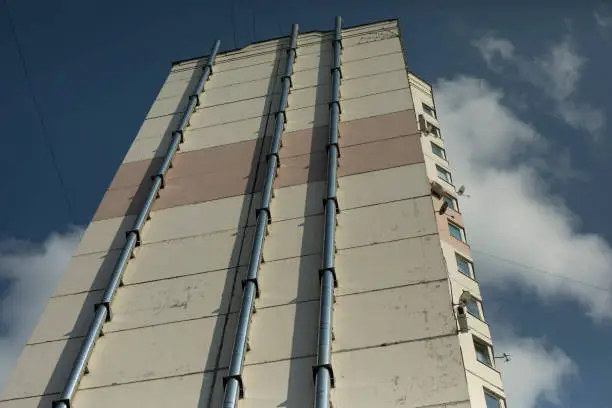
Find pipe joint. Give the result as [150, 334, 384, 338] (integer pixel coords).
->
[189, 93, 200, 107]
[241, 277, 261, 298]
[223, 375, 245, 399]
[52, 399, 70, 408]
[329, 100, 341, 114]
[281, 74, 293, 89]
[312, 363, 336, 387]
[94, 301, 112, 323]
[173, 129, 185, 144]
[322, 196, 340, 214]
[275, 109, 287, 124]
[319, 266, 338, 287]
[266, 151, 281, 167]
[204, 62, 214, 75]
[331, 65, 343, 79]
[256, 207, 272, 224]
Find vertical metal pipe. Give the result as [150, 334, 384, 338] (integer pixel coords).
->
[99, 232, 138, 310]
[55, 305, 107, 406]
[53, 38, 221, 408]
[314, 368, 331, 408]
[314, 16, 342, 408]
[220, 24, 298, 407]
[193, 40, 221, 96]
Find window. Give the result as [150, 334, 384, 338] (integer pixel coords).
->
[422, 102, 436, 118]
[448, 222, 466, 242]
[443, 195, 457, 211]
[465, 296, 482, 319]
[429, 123, 441, 137]
[485, 390, 503, 408]
[455, 254, 473, 277]
[431, 142, 446, 159]
[436, 165, 452, 183]
[474, 338, 493, 366]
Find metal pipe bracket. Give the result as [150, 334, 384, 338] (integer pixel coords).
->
[319, 266, 338, 287]
[312, 363, 336, 387]
[223, 375, 245, 399]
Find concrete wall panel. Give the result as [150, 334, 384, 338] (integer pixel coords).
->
[0, 396, 56, 408]
[338, 164, 430, 210]
[270, 181, 326, 221]
[104, 270, 239, 333]
[281, 126, 328, 158]
[80, 317, 228, 390]
[342, 87, 414, 121]
[334, 283, 455, 351]
[0, 339, 82, 400]
[343, 53, 406, 80]
[342, 69, 409, 99]
[190, 95, 272, 129]
[133, 112, 182, 141]
[124, 106, 417, 168]
[245, 301, 318, 364]
[123, 134, 172, 164]
[339, 134, 423, 177]
[151, 167, 264, 212]
[27, 291, 102, 344]
[181, 115, 273, 155]
[53, 249, 120, 296]
[339, 109, 418, 147]
[146, 96, 190, 119]
[145, 194, 256, 242]
[263, 215, 324, 262]
[343, 37, 402, 62]
[126, 228, 253, 285]
[335, 236, 446, 296]
[257, 254, 321, 308]
[74, 215, 135, 256]
[74, 372, 221, 408]
[239, 357, 314, 408]
[330, 338, 469, 407]
[336, 197, 438, 250]
[285, 104, 329, 132]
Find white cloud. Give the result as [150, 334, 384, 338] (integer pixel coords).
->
[471, 36, 515, 66]
[435, 76, 612, 320]
[594, 5, 612, 28]
[0, 228, 82, 391]
[472, 34, 606, 137]
[496, 330, 577, 408]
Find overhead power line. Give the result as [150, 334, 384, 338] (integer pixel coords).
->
[3, 0, 76, 221]
[472, 249, 611, 294]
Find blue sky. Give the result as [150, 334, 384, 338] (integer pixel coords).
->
[0, 0, 611, 406]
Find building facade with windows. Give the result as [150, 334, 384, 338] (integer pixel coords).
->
[0, 18, 506, 408]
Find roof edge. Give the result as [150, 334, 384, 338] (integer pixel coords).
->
[171, 17, 399, 66]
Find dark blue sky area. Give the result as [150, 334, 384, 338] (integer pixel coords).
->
[0, 1, 610, 407]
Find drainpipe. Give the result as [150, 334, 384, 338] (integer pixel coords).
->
[52, 39, 221, 408]
[314, 16, 342, 408]
[220, 24, 299, 408]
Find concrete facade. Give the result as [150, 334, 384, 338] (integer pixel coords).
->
[0, 19, 506, 408]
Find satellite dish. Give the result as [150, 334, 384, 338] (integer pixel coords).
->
[457, 185, 466, 195]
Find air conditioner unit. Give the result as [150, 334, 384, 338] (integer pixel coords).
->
[457, 306, 469, 333]
[430, 181, 445, 197]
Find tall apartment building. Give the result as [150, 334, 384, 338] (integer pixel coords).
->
[0, 18, 506, 408]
